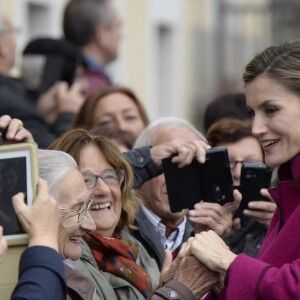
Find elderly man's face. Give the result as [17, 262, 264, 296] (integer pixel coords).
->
[140, 127, 201, 223]
[58, 169, 95, 260]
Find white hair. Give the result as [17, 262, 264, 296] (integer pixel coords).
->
[134, 116, 207, 148]
[38, 149, 78, 199]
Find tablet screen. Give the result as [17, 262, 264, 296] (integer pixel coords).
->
[0, 144, 37, 242]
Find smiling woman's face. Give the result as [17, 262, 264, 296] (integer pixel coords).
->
[57, 169, 95, 260]
[245, 74, 300, 168]
[92, 92, 146, 141]
[79, 144, 123, 237]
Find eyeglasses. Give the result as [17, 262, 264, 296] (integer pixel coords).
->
[59, 198, 93, 228]
[82, 169, 125, 189]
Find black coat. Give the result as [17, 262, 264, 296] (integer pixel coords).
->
[0, 75, 74, 148]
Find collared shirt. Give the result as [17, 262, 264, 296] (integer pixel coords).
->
[83, 56, 110, 79]
[141, 205, 187, 253]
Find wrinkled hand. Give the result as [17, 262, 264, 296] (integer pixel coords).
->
[189, 231, 237, 273]
[174, 255, 219, 299]
[160, 250, 174, 283]
[213, 272, 226, 296]
[243, 189, 276, 227]
[12, 179, 59, 251]
[189, 189, 242, 237]
[0, 115, 34, 143]
[150, 139, 210, 169]
[0, 226, 7, 264]
[160, 240, 191, 283]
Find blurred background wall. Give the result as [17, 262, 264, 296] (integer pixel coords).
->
[2, 0, 300, 131]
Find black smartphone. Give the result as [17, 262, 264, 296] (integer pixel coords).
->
[39, 56, 77, 94]
[198, 147, 234, 205]
[162, 147, 234, 212]
[162, 157, 202, 212]
[239, 162, 272, 211]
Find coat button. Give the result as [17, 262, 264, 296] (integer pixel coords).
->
[137, 156, 144, 163]
[167, 290, 178, 298]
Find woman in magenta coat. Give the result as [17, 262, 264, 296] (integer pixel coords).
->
[189, 40, 300, 299]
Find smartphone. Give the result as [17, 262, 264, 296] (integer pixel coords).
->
[162, 147, 234, 212]
[0, 143, 39, 245]
[39, 56, 77, 94]
[239, 162, 272, 211]
[198, 147, 234, 205]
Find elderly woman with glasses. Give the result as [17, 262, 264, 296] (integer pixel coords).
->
[39, 149, 156, 300]
[49, 128, 160, 299]
[35, 149, 100, 299]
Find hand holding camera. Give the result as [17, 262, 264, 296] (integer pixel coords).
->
[0, 115, 34, 144]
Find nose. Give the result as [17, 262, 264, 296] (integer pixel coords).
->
[93, 176, 111, 196]
[80, 212, 96, 232]
[251, 115, 267, 137]
[116, 117, 129, 132]
[232, 163, 242, 186]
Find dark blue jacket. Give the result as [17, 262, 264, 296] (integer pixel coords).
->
[11, 246, 66, 300]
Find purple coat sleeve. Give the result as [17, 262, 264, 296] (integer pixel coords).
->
[211, 254, 300, 300]
[11, 246, 67, 300]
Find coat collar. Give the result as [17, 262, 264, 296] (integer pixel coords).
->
[269, 153, 300, 225]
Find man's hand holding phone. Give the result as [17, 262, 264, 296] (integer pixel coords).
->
[0, 115, 34, 144]
[243, 188, 276, 227]
[189, 189, 242, 237]
[162, 147, 235, 213]
[238, 162, 275, 227]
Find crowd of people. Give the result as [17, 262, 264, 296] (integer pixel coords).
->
[1, 0, 300, 299]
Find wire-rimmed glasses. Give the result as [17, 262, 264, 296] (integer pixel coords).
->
[59, 198, 93, 228]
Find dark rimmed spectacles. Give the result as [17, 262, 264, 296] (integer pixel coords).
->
[229, 160, 261, 171]
[59, 198, 93, 228]
[229, 160, 244, 171]
[82, 169, 125, 189]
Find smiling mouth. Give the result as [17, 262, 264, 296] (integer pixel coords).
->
[90, 201, 112, 211]
[262, 140, 279, 148]
[69, 236, 81, 242]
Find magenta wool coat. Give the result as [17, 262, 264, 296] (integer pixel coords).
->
[207, 153, 300, 300]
